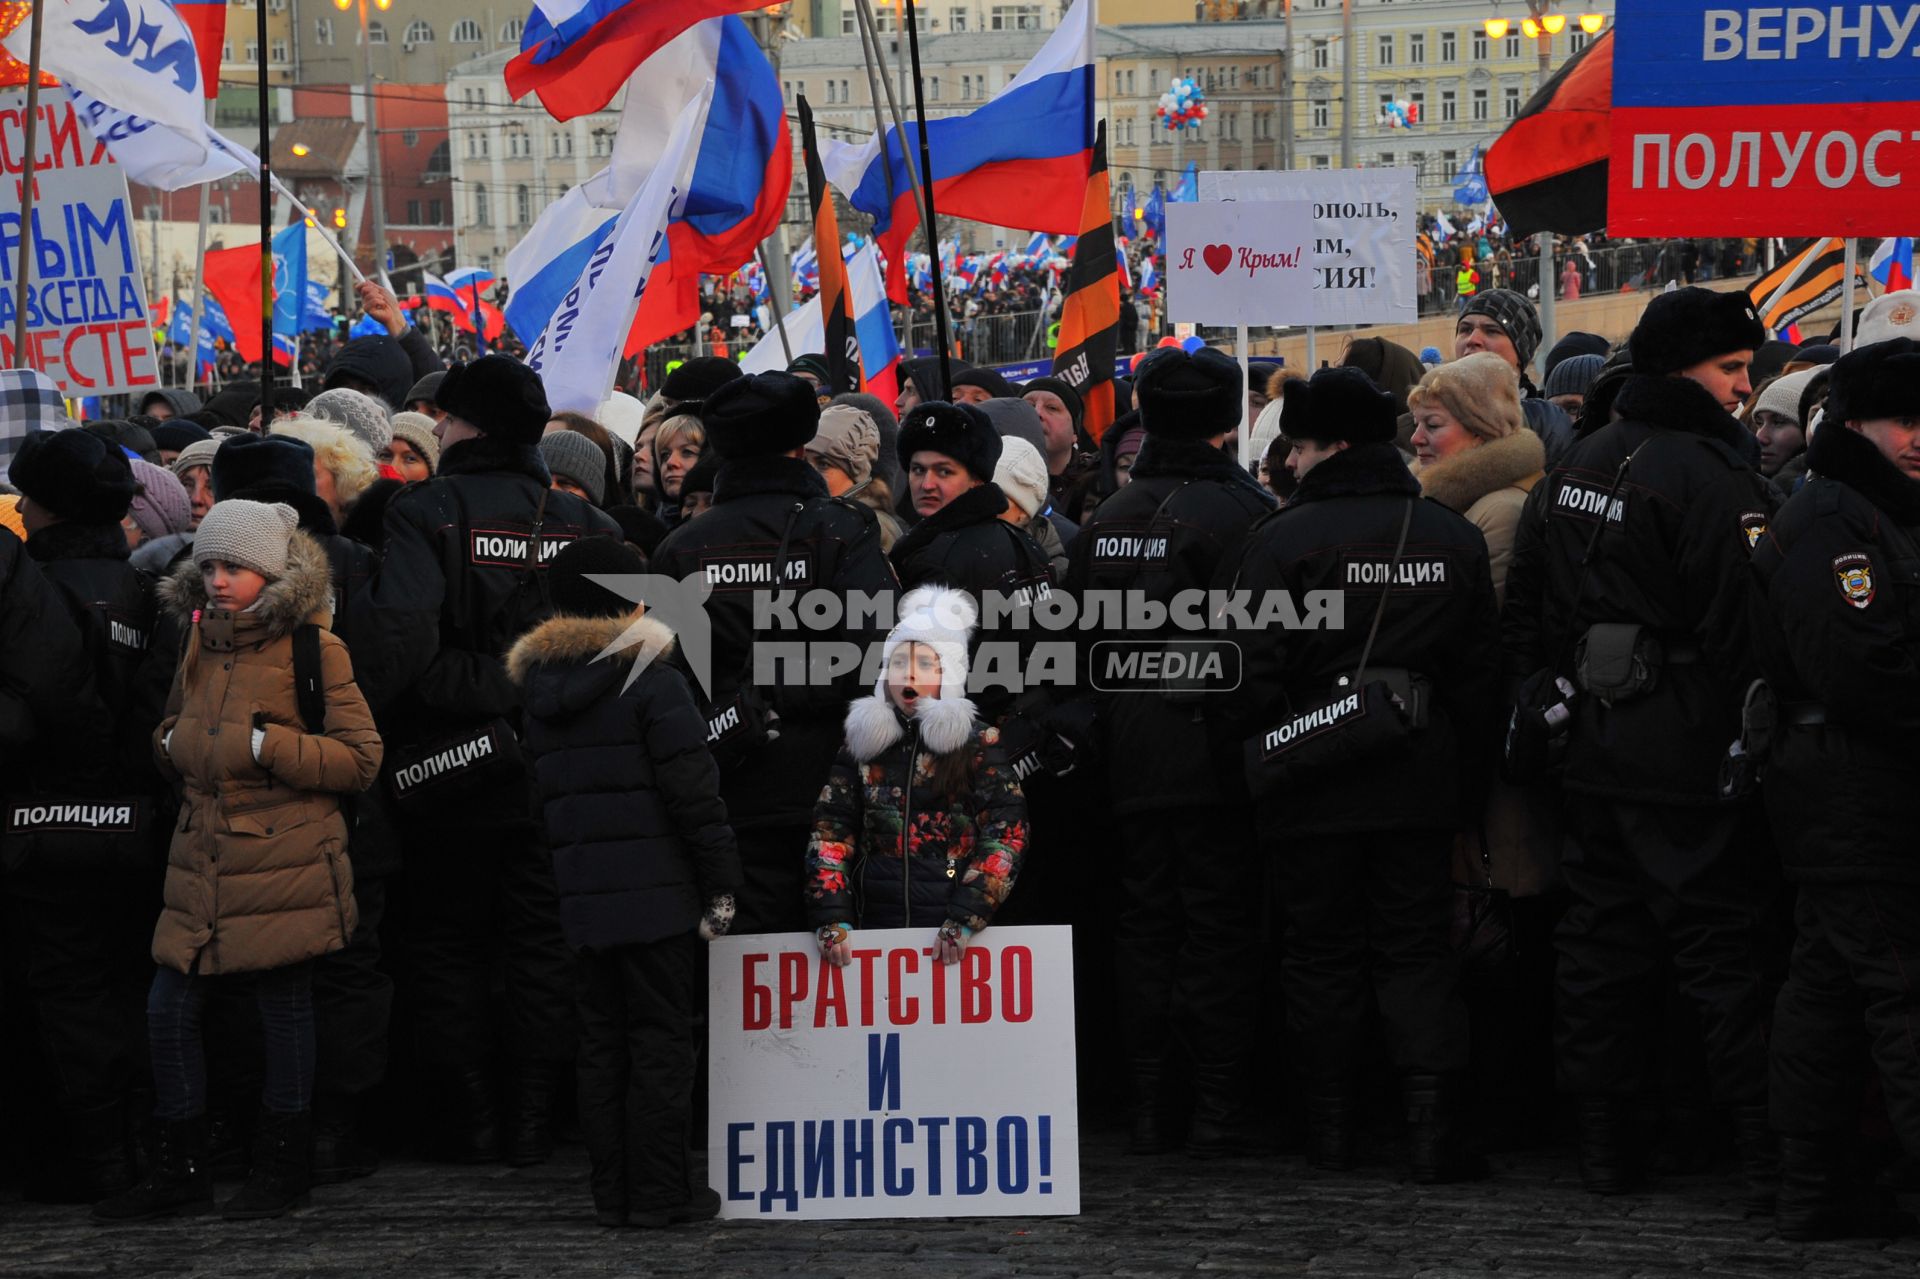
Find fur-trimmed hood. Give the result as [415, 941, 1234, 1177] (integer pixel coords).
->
[843, 584, 980, 762]
[158, 529, 333, 638]
[505, 611, 677, 686]
[844, 694, 978, 763]
[1415, 430, 1545, 515]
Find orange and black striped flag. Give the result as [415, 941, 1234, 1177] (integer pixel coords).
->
[1748, 238, 1868, 334]
[1484, 29, 1612, 238]
[798, 94, 861, 394]
[1050, 120, 1118, 444]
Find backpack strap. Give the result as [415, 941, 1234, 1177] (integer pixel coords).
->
[292, 623, 326, 734]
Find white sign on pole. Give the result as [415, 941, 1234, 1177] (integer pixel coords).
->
[1198, 168, 1419, 326]
[1165, 201, 1316, 326]
[709, 926, 1080, 1221]
[0, 91, 161, 397]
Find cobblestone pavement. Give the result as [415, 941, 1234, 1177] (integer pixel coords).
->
[6, 1131, 1920, 1278]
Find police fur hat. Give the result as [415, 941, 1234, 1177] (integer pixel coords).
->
[1281, 366, 1398, 446]
[1134, 346, 1243, 439]
[213, 433, 317, 502]
[1628, 286, 1767, 377]
[1826, 338, 1920, 427]
[547, 535, 646, 619]
[897, 400, 1003, 481]
[661, 355, 744, 407]
[9, 428, 137, 524]
[435, 355, 550, 445]
[700, 371, 820, 461]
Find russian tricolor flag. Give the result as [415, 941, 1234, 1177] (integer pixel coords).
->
[506, 0, 764, 121]
[740, 243, 900, 408]
[824, 0, 1095, 304]
[1871, 237, 1914, 293]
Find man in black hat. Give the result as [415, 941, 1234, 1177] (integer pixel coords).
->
[1214, 365, 1499, 1183]
[1067, 347, 1275, 1158]
[351, 354, 619, 1166]
[1503, 285, 1778, 1202]
[648, 371, 898, 936]
[1751, 338, 1920, 1241]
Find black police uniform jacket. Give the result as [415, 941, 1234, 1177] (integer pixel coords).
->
[1751, 421, 1920, 883]
[890, 481, 1055, 723]
[1066, 436, 1275, 813]
[1503, 373, 1776, 806]
[647, 454, 899, 832]
[349, 435, 619, 819]
[1212, 441, 1500, 837]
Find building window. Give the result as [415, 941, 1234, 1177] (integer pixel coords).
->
[314, 16, 332, 43]
[1441, 30, 1456, 61]
[989, 5, 1041, 30]
[1442, 149, 1458, 175]
[500, 17, 523, 42]
[1440, 89, 1456, 122]
[402, 128, 419, 147]
[1504, 33, 1521, 58]
[365, 22, 385, 43]
[1571, 30, 1589, 52]
[429, 199, 443, 223]
[515, 185, 530, 226]
[1376, 33, 1393, 66]
[1311, 97, 1329, 129]
[1312, 154, 1330, 169]
[406, 199, 421, 223]
[841, 10, 855, 33]
[1127, 69, 1136, 93]
[950, 7, 967, 31]
[451, 19, 482, 42]
[1150, 69, 1159, 92]
[1504, 86, 1521, 118]
[404, 19, 432, 43]
[1311, 38, 1329, 69]
[245, 41, 257, 60]
[1409, 150, 1426, 178]
[270, 39, 287, 62]
[1408, 32, 1424, 64]
[1472, 31, 1487, 59]
[930, 76, 940, 100]
[474, 189, 489, 226]
[1379, 151, 1394, 167]
[1471, 87, 1488, 121]
[1410, 89, 1425, 118]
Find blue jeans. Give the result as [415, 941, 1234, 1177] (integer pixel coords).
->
[148, 961, 316, 1120]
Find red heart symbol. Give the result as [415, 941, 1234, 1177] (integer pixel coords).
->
[1202, 244, 1233, 275]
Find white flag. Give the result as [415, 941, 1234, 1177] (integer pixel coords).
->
[7, 0, 210, 139]
[529, 84, 712, 414]
[67, 87, 257, 191]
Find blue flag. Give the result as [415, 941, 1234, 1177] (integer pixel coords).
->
[1143, 186, 1167, 240]
[1172, 162, 1197, 203]
[271, 223, 308, 354]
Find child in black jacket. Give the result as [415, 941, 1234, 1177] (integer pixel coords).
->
[508, 538, 740, 1229]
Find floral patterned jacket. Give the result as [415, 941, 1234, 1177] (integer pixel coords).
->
[805, 698, 1028, 933]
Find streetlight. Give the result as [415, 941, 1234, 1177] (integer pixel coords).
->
[334, 0, 390, 281]
[1579, 13, 1606, 34]
[1483, 18, 1509, 38]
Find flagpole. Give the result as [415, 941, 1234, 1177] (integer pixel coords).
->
[1841, 237, 1858, 353]
[1237, 323, 1251, 468]
[187, 100, 214, 394]
[757, 244, 794, 366]
[9, 0, 45, 368]
[852, 0, 936, 296]
[900, 0, 952, 397]
[255, 8, 273, 404]
[470, 279, 487, 356]
[850, 7, 894, 208]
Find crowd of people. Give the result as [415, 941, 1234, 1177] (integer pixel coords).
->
[7, 260, 1920, 1244]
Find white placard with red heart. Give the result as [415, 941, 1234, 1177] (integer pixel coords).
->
[1164, 200, 1318, 326]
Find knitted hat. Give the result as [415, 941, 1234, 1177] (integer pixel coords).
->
[701, 371, 820, 461]
[661, 355, 744, 406]
[1752, 339, 1799, 384]
[1628, 287, 1767, 377]
[151, 420, 213, 454]
[127, 458, 192, 541]
[993, 436, 1050, 519]
[1855, 290, 1920, 348]
[596, 391, 645, 447]
[786, 353, 833, 385]
[436, 355, 550, 444]
[806, 404, 881, 488]
[878, 585, 976, 704]
[975, 397, 1047, 457]
[540, 430, 608, 504]
[0, 368, 68, 479]
[213, 433, 316, 501]
[1826, 338, 1920, 427]
[1542, 353, 1606, 402]
[1022, 376, 1084, 431]
[1752, 367, 1822, 426]
[1134, 346, 1243, 439]
[898, 401, 1003, 481]
[1791, 343, 1841, 367]
[194, 499, 299, 580]
[307, 387, 393, 454]
[387, 411, 441, 472]
[170, 438, 221, 479]
[404, 371, 445, 409]
[548, 535, 645, 619]
[9, 428, 138, 523]
[1460, 289, 1545, 370]
[1408, 352, 1524, 442]
[1542, 331, 1611, 375]
[1282, 366, 1398, 446]
[951, 366, 1017, 400]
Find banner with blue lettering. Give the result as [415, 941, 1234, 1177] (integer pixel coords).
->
[709, 927, 1080, 1219]
[1609, 2, 1920, 234]
[0, 91, 161, 396]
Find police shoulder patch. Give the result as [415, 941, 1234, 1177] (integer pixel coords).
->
[1833, 552, 1875, 609]
[1738, 510, 1768, 551]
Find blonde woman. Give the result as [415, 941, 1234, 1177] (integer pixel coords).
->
[270, 418, 381, 528]
[652, 414, 706, 515]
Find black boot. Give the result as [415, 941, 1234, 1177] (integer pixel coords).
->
[93, 1118, 213, 1221]
[1404, 1074, 1488, 1185]
[1731, 1103, 1777, 1217]
[1126, 1057, 1177, 1156]
[1776, 1134, 1918, 1242]
[631, 1185, 721, 1229]
[506, 1062, 560, 1168]
[1307, 1085, 1356, 1172]
[310, 1093, 379, 1185]
[30, 1102, 136, 1204]
[221, 1110, 312, 1220]
[206, 1107, 250, 1180]
[1574, 1094, 1643, 1195]
[1187, 1062, 1266, 1160]
[447, 1068, 502, 1164]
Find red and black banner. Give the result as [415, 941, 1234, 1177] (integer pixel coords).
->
[1485, 29, 1613, 238]
[1050, 120, 1118, 444]
[799, 94, 861, 394]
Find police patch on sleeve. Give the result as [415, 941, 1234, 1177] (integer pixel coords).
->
[1833, 552, 1875, 609]
[1738, 511, 1768, 550]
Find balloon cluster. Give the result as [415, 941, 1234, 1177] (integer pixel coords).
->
[1156, 77, 1208, 131]
[1379, 99, 1422, 129]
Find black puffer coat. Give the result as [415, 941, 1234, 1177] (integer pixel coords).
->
[509, 612, 741, 948]
[1751, 421, 1920, 882]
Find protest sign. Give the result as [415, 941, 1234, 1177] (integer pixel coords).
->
[1165, 200, 1315, 326]
[1197, 168, 1419, 325]
[0, 91, 160, 396]
[709, 926, 1080, 1220]
[1609, 2, 1920, 234]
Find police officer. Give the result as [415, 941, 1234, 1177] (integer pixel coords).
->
[1503, 286, 1775, 1201]
[3, 426, 162, 1201]
[351, 355, 619, 1164]
[1216, 366, 1500, 1182]
[648, 372, 898, 936]
[1751, 338, 1920, 1241]
[1067, 347, 1274, 1158]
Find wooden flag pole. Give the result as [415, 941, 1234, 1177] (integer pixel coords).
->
[10, 0, 45, 368]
